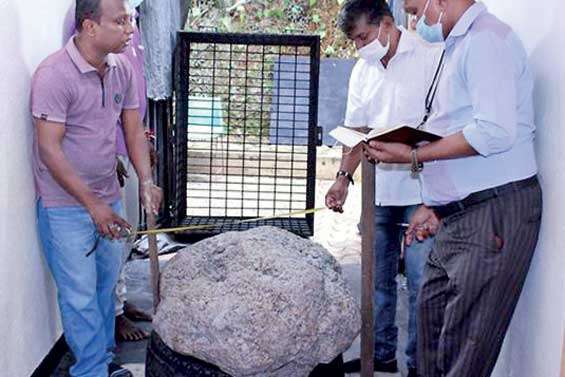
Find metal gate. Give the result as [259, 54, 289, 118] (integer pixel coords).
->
[172, 32, 321, 239]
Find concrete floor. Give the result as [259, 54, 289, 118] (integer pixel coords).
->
[54, 179, 411, 377]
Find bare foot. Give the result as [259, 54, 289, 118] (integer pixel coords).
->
[115, 314, 149, 342]
[123, 301, 153, 322]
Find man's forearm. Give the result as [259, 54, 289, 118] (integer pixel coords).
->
[339, 143, 363, 174]
[417, 132, 478, 162]
[125, 125, 152, 183]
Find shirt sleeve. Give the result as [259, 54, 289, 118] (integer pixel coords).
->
[122, 59, 140, 110]
[462, 31, 518, 156]
[31, 66, 71, 124]
[344, 62, 367, 128]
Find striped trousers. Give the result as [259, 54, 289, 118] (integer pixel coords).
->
[417, 180, 542, 377]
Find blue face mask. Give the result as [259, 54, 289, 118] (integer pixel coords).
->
[129, 0, 144, 8]
[416, 0, 444, 43]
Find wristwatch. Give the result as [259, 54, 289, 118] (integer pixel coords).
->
[336, 170, 354, 185]
[410, 149, 423, 175]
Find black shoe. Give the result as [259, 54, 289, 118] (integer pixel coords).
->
[407, 367, 418, 377]
[108, 362, 133, 377]
[343, 358, 399, 373]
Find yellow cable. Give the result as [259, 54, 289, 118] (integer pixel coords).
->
[136, 207, 327, 236]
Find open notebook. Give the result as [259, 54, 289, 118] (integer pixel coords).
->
[329, 125, 442, 148]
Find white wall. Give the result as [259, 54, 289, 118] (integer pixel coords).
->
[0, 0, 72, 375]
[480, 1, 565, 377]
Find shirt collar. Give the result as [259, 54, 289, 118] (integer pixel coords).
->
[395, 26, 417, 55]
[65, 36, 118, 74]
[106, 53, 118, 68]
[447, 2, 487, 41]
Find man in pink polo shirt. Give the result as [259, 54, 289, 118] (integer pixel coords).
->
[31, 0, 161, 376]
[63, 0, 151, 343]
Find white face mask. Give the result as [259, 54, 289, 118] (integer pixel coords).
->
[357, 25, 390, 62]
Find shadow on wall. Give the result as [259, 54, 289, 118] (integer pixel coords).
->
[62, 1, 75, 45]
[0, 1, 61, 375]
[530, 17, 562, 173]
[0, 4, 33, 198]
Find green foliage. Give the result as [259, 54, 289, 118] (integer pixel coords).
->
[265, 8, 284, 19]
[185, 0, 356, 59]
[324, 45, 336, 55]
[184, 0, 357, 138]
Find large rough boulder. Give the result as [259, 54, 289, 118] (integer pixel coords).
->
[153, 226, 360, 377]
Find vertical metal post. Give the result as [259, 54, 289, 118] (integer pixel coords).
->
[175, 35, 189, 224]
[307, 37, 321, 233]
[361, 157, 375, 377]
[147, 213, 161, 314]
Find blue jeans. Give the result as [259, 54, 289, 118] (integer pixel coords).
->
[373, 205, 434, 369]
[37, 200, 123, 377]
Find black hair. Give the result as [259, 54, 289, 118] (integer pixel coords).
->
[337, 0, 393, 36]
[75, 0, 103, 31]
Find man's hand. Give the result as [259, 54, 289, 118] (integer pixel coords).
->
[325, 178, 349, 213]
[363, 140, 412, 164]
[405, 205, 440, 246]
[87, 201, 131, 239]
[140, 180, 163, 216]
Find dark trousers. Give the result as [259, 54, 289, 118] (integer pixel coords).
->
[417, 180, 542, 377]
[373, 205, 433, 368]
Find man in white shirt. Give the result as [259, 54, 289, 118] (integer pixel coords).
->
[364, 1, 542, 376]
[325, 1, 441, 375]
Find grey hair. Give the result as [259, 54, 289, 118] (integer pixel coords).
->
[75, 0, 103, 31]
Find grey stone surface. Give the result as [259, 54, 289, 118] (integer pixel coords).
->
[54, 178, 410, 377]
[153, 226, 361, 377]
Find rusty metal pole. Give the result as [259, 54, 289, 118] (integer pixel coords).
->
[146, 212, 161, 314]
[360, 156, 375, 377]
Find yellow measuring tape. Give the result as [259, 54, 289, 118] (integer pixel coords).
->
[136, 207, 328, 237]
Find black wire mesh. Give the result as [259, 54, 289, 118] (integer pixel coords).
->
[173, 32, 321, 238]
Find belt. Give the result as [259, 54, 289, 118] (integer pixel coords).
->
[432, 175, 539, 219]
